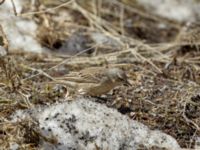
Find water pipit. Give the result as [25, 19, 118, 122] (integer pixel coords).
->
[53, 67, 131, 96]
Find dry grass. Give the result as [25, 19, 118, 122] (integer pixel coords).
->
[1, 0, 200, 149]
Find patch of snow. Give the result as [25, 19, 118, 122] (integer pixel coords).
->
[0, 0, 43, 53]
[137, 0, 200, 22]
[13, 99, 180, 150]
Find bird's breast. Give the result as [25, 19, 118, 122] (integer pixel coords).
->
[81, 82, 119, 96]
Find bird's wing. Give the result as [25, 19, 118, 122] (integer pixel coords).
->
[78, 67, 106, 83]
[55, 72, 102, 83]
[78, 72, 102, 83]
[55, 67, 106, 83]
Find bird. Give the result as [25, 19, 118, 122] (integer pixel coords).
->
[52, 67, 131, 96]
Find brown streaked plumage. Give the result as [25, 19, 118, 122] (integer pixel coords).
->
[53, 67, 131, 96]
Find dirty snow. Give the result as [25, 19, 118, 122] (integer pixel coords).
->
[0, 0, 43, 52]
[13, 99, 180, 150]
[137, 0, 200, 22]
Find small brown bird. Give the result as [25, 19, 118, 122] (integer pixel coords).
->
[53, 67, 131, 96]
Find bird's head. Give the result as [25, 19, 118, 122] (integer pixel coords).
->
[106, 68, 131, 86]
